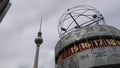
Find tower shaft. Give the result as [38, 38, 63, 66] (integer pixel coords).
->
[33, 45, 40, 68]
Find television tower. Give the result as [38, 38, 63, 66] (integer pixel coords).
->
[55, 5, 120, 68]
[33, 17, 43, 68]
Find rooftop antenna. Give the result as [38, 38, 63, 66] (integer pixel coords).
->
[33, 16, 43, 68]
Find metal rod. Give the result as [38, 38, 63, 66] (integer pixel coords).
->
[68, 13, 80, 28]
[85, 17, 104, 27]
[33, 45, 40, 68]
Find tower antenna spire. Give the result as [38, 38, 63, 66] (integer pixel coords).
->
[39, 16, 42, 32]
[38, 16, 42, 37]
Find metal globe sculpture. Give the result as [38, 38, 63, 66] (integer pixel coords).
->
[58, 5, 105, 37]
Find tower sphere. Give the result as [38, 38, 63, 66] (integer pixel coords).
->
[34, 36, 43, 45]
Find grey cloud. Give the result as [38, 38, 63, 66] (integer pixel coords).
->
[18, 64, 30, 68]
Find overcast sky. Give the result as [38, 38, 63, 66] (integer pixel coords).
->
[0, 0, 120, 68]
